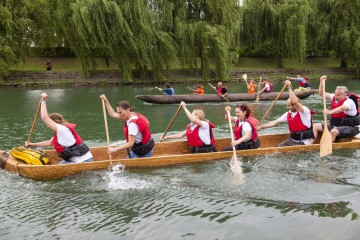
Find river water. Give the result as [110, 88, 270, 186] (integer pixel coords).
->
[1, 80, 360, 239]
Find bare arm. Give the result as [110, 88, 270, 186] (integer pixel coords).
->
[181, 101, 203, 126]
[224, 106, 236, 123]
[161, 131, 187, 141]
[286, 80, 304, 113]
[233, 129, 251, 146]
[26, 139, 53, 147]
[257, 119, 281, 130]
[40, 93, 57, 132]
[100, 94, 121, 119]
[109, 134, 136, 153]
[318, 76, 332, 100]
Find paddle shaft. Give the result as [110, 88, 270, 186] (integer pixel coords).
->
[102, 100, 112, 161]
[226, 110, 240, 169]
[256, 77, 262, 101]
[160, 104, 182, 142]
[27, 98, 42, 144]
[208, 83, 230, 102]
[257, 83, 288, 127]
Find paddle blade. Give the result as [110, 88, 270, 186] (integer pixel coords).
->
[320, 126, 332, 157]
[230, 155, 242, 174]
[242, 74, 247, 80]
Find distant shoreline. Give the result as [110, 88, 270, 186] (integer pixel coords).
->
[1, 67, 357, 87]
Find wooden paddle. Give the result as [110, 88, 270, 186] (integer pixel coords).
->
[155, 87, 165, 95]
[320, 80, 332, 157]
[101, 99, 112, 166]
[242, 74, 248, 85]
[208, 83, 230, 102]
[26, 98, 42, 145]
[160, 104, 182, 142]
[226, 109, 242, 174]
[257, 83, 288, 127]
[255, 77, 262, 102]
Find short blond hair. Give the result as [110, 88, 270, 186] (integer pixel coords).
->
[192, 109, 205, 120]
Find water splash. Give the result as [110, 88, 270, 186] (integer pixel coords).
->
[104, 164, 153, 190]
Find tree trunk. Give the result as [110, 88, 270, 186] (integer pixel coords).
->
[340, 59, 347, 68]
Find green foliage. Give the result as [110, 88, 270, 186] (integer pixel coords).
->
[240, 0, 311, 67]
[329, 0, 360, 69]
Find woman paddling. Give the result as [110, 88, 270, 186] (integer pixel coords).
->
[160, 101, 217, 153]
[223, 104, 260, 151]
[26, 93, 93, 164]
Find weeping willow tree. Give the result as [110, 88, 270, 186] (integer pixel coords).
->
[305, 0, 331, 57]
[328, 0, 360, 70]
[55, 0, 176, 82]
[172, 0, 240, 81]
[240, 0, 311, 68]
[0, 0, 47, 77]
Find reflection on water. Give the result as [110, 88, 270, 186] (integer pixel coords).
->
[249, 198, 358, 220]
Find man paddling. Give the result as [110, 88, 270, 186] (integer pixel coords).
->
[257, 77, 273, 94]
[311, 75, 360, 143]
[156, 82, 175, 96]
[287, 74, 311, 91]
[100, 95, 154, 158]
[209, 82, 228, 98]
[257, 80, 315, 146]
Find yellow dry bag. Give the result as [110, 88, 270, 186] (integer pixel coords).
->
[10, 146, 50, 165]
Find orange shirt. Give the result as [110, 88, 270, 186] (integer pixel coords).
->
[196, 87, 204, 95]
[248, 83, 256, 94]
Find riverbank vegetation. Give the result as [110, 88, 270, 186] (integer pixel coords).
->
[1, 0, 360, 83]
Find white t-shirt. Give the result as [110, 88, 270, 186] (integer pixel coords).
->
[127, 114, 143, 144]
[276, 106, 312, 145]
[54, 124, 93, 163]
[235, 119, 252, 142]
[265, 83, 271, 92]
[329, 94, 358, 116]
[188, 121, 211, 145]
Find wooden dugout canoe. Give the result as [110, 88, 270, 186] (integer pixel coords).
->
[1, 132, 360, 181]
[135, 90, 317, 104]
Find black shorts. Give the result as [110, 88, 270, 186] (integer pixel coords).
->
[323, 123, 359, 139]
[276, 138, 305, 147]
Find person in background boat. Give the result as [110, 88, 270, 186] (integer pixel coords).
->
[246, 79, 256, 94]
[257, 77, 273, 93]
[188, 85, 205, 95]
[100, 95, 155, 158]
[161, 82, 175, 96]
[223, 104, 260, 151]
[25, 93, 93, 164]
[311, 75, 360, 143]
[257, 80, 315, 146]
[209, 82, 229, 97]
[160, 101, 217, 153]
[45, 60, 52, 70]
[286, 75, 311, 91]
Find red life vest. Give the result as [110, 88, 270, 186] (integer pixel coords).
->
[234, 118, 258, 141]
[216, 86, 226, 94]
[264, 81, 273, 92]
[330, 97, 348, 118]
[123, 113, 152, 145]
[52, 123, 83, 154]
[186, 121, 216, 147]
[300, 77, 310, 88]
[287, 111, 309, 132]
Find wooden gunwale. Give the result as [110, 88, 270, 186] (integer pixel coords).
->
[2, 133, 359, 180]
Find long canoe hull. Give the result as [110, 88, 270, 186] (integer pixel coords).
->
[135, 90, 317, 104]
[2, 133, 360, 181]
